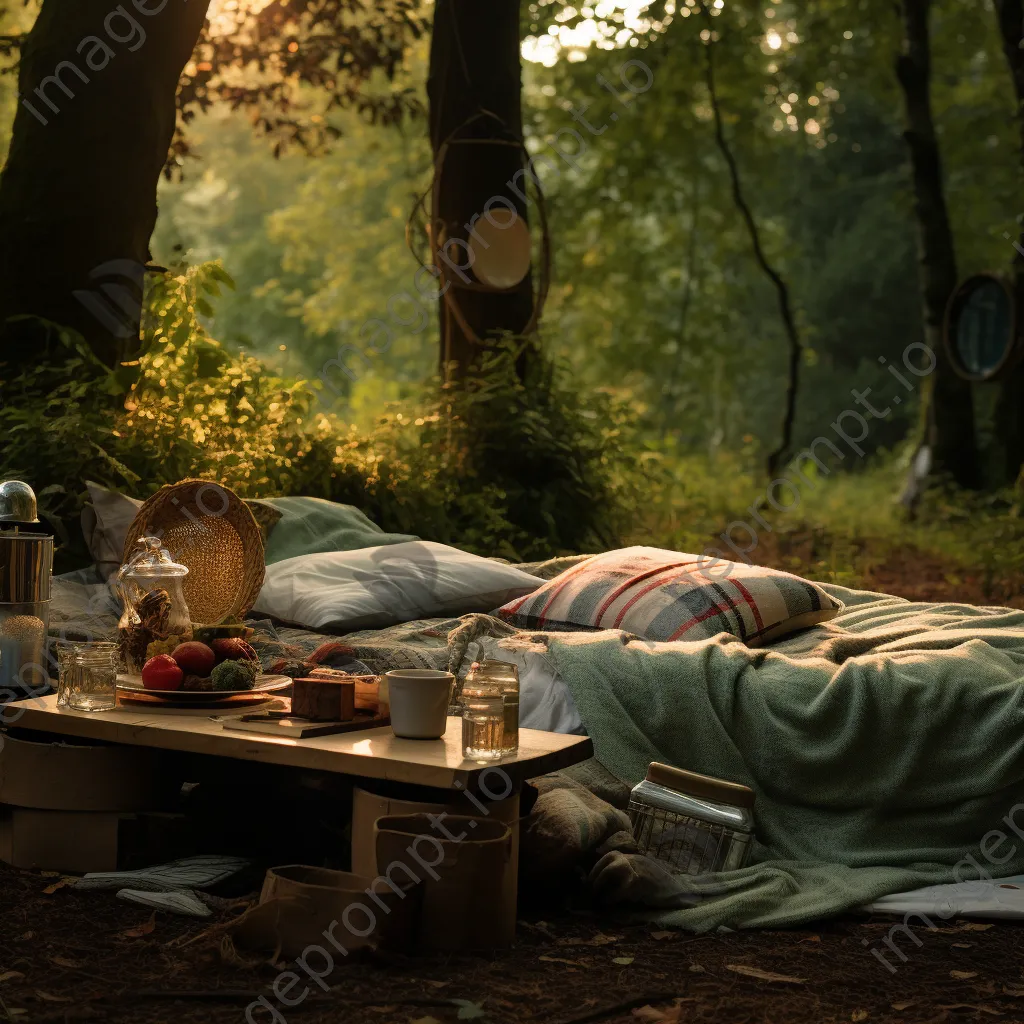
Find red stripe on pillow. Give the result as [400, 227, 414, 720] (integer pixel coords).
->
[534, 555, 603, 628]
[726, 578, 764, 633]
[607, 564, 705, 629]
[595, 560, 702, 626]
[667, 601, 734, 641]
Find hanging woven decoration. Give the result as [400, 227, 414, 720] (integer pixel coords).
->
[406, 111, 552, 346]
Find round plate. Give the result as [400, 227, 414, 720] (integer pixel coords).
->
[116, 673, 292, 701]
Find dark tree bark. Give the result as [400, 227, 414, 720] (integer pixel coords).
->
[0, 0, 211, 369]
[993, 0, 1024, 485]
[426, 0, 534, 379]
[895, 0, 979, 489]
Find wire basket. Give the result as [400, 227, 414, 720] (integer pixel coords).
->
[628, 763, 756, 876]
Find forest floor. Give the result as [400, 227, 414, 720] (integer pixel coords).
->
[2, 860, 1023, 1024]
[752, 528, 1024, 608]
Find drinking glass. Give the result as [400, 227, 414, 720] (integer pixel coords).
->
[65, 642, 119, 712]
[461, 695, 505, 761]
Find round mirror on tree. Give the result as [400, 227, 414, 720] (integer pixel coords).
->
[944, 273, 1018, 381]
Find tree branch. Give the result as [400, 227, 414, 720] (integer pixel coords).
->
[700, 3, 802, 479]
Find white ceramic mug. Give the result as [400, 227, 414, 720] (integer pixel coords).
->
[385, 669, 454, 740]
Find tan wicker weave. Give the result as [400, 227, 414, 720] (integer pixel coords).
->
[121, 480, 266, 625]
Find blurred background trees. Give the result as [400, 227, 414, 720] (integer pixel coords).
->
[0, 0, 1022, 595]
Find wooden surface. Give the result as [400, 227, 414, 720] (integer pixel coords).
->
[3, 695, 593, 790]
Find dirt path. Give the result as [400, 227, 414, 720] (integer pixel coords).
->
[1, 863, 1022, 1024]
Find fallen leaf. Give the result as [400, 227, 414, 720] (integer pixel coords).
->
[0, 971, 25, 984]
[451, 1000, 486, 1020]
[41, 879, 70, 895]
[952, 943, 973, 949]
[559, 933, 621, 947]
[48, 957, 82, 969]
[37, 871, 60, 878]
[3, 1009, 25, 1017]
[801, 935, 822, 943]
[612, 957, 635, 966]
[539, 956, 582, 967]
[891, 1001, 916, 1011]
[962, 923, 994, 932]
[16, 933, 32, 941]
[688, 964, 705, 973]
[424, 980, 449, 990]
[851, 1012, 868, 1022]
[632, 1007, 681, 1023]
[1003, 985, 1024, 998]
[726, 964, 807, 985]
[951, 970, 979, 980]
[121, 912, 156, 939]
[34, 990, 72, 1003]
[650, 931, 675, 941]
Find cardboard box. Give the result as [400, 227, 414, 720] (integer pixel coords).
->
[0, 730, 180, 811]
[0, 806, 186, 873]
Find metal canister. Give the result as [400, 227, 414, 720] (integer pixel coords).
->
[628, 762, 756, 875]
[0, 482, 54, 694]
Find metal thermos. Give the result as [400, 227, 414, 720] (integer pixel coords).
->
[0, 481, 54, 695]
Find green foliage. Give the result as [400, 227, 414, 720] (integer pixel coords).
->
[0, 263, 641, 567]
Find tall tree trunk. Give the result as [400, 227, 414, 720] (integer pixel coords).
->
[993, 0, 1024, 485]
[896, 0, 979, 488]
[0, 0, 210, 369]
[426, 0, 534, 379]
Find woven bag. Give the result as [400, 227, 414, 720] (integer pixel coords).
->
[121, 479, 266, 625]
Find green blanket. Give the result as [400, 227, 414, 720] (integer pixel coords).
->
[543, 583, 1024, 930]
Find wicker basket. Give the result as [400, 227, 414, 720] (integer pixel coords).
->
[121, 480, 266, 625]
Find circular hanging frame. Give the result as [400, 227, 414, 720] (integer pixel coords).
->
[405, 110, 551, 348]
[944, 272, 1019, 382]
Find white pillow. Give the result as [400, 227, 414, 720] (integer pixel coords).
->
[253, 541, 543, 632]
[82, 482, 142, 579]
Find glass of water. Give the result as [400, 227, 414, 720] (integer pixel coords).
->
[64, 642, 119, 712]
[461, 695, 505, 761]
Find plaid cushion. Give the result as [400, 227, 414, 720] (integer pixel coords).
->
[495, 546, 843, 646]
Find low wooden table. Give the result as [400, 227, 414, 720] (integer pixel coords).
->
[3, 695, 593, 790]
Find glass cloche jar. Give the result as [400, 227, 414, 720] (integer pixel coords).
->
[116, 536, 192, 672]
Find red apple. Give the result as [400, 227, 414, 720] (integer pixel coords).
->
[141, 654, 183, 691]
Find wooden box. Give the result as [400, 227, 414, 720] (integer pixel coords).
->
[291, 677, 355, 722]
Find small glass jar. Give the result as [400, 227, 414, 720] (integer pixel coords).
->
[461, 695, 505, 761]
[65, 643, 119, 712]
[462, 660, 519, 754]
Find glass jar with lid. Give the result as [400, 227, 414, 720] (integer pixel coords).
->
[115, 536, 192, 672]
[461, 660, 519, 755]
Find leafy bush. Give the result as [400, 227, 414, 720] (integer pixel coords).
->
[0, 262, 644, 568]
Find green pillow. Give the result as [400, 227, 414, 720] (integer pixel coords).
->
[251, 497, 418, 565]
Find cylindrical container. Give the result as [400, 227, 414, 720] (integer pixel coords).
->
[461, 660, 519, 754]
[628, 763, 756, 875]
[65, 643, 119, 712]
[0, 528, 54, 695]
[385, 669, 453, 739]
[374, 813, 515, 952]
[461, 695, 505, 761]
